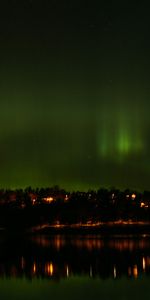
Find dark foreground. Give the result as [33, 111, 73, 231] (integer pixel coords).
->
[0, 233, 150, 300]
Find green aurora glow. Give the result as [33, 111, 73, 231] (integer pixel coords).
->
[0, 1, 150, 191]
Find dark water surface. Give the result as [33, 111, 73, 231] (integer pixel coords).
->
[0, 234, 150, 300]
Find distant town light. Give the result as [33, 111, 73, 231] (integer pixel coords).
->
[128, 267, 132, 276]
[113, 266, 117, 278]
[49, 263, 53, 276]
[140, 202, 148, 208]
[33, 262, 36, 274]
[32, 199, 36, 205]
[112, 193, 115, 199]
[65, 194, 69, 201]
[142, 257, 146, 271]
[66, 265, 69, 277]
[131, 193, 136, 200]
[46, 262, 54, 276]
[133, 265, 138, 278]
[43, 197, 54, 203]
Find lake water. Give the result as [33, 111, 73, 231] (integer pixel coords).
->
[0, 234, 150, 300]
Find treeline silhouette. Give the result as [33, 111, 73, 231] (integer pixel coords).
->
[0, 186, 150, 229]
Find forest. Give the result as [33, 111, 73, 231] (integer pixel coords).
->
[0, 186, 150, 230]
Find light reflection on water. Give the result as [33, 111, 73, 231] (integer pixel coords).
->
[29, 234, 150, 279]
[31, 234, 150, 251]
[0, 234, 150, 299]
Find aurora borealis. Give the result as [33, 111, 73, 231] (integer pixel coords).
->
[0, 0, 150, 190]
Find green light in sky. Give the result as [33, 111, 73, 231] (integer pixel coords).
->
[100, 130, 108, 158]
[98, 107, 144, 162]
[118, 130, 130, 154]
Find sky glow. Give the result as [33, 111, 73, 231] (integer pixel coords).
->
[0, 1, 150, 191]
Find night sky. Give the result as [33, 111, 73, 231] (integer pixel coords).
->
[0, 0, 150, 191]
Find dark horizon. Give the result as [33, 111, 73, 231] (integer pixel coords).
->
[0, 184, 150, 231]
[0, 184, 150, 193]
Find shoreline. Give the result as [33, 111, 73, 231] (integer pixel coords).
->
[28, 222, 150, 236]
[1, 222, 150, 237]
